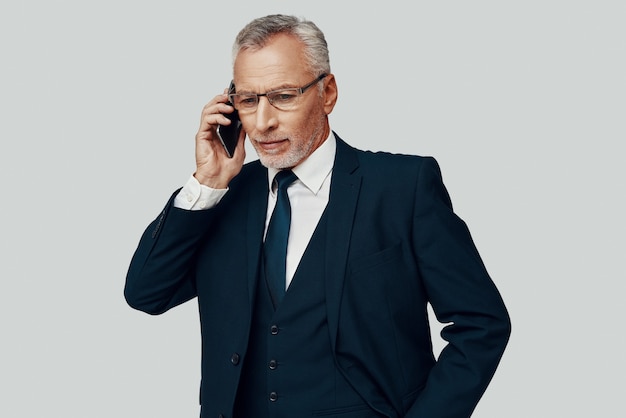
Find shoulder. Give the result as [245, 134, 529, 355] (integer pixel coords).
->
[215, 159, 267, 207]
[229, 159, 266, 186]
[335, 133, 440, 178]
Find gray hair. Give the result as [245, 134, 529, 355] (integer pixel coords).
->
[232, 14, 331, 77]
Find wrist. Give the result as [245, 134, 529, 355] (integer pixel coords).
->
[193, 172, 229, 189]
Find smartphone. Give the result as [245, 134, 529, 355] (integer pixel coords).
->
[217, 81, 242, 158]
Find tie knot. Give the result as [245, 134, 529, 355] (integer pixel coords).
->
[273, 170, 298, 192]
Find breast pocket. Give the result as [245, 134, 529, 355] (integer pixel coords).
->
[348, 242, 404, 277]
[313, 403, 388, 417]
[345, 242, 412, 320]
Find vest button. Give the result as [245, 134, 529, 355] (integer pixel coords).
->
[270, 325, 279, 335]
[269, 391, 278, 402]
[230, 353, 240, 365]
[268, 359, 278, 370]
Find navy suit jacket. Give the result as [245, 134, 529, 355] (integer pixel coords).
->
[125, 134, 511, 417]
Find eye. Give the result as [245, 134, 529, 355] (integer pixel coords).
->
[270, 90, 298, 103]
[235, 95, 257, 108]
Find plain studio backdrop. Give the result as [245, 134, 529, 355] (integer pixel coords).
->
[1, 1, 624, 417]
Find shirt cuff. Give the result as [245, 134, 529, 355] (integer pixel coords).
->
[173, 175, 228, 210]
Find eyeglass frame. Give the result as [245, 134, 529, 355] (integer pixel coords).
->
[228, 73, 328, 113]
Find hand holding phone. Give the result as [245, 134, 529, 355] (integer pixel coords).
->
[216, 81, 242, 158]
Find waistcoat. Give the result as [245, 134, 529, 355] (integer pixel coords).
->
[233, 212, 377, 418]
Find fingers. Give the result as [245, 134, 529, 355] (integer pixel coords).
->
[193, 94, 246, 188]
[232, 126, 247, 163]
[197, 94, 234, 136]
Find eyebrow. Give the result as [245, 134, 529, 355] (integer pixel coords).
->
[235, 83, 299, 95]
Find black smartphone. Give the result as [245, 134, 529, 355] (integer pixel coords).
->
[217, 81, 242, 158]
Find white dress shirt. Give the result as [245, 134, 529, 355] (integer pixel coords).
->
[174, 133, 336, 289]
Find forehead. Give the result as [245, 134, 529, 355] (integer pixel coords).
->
[233, 34, 310, 91]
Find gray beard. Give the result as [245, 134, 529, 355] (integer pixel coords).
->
[254, 123, 323, 169]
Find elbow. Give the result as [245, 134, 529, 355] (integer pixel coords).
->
[123, 282, 167, 316]
[491, 306, 512, 355]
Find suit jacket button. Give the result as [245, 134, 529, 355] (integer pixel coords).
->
[270, 325, 279, 335]
[230, 353, 240, 365]
[269, 391, 278, 402]
[269, 359, 278, 370]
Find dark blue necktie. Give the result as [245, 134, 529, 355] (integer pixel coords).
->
[264, 170, 298, 307]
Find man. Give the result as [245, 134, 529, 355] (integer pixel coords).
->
[125, 14, 511, 418]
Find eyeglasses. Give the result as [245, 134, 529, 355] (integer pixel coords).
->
[228, 73, 327, 114]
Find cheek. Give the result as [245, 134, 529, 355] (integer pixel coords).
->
[241, 102, 324, 139]
[239, 116, 254, 135]
[293, 106, 324, 132]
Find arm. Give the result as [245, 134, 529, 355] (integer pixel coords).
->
[124, 92, 247, 314]
[124, 192, 219, 314]
[407, 157, 511, 417]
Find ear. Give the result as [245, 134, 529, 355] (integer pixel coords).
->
[322, 74, 338, 115]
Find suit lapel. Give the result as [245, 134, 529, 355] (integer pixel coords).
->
[246, 166, 270, 306]
[325, 135, 362, 351]
[240, 137, 361, 341]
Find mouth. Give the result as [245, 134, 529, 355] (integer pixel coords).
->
[256, 138, 288, 152]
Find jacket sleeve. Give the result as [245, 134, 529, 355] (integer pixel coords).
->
[124, 190, 217, 315]
[407, 157, 511, 418]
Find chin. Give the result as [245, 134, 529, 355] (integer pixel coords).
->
[255, 149, 299, 169]
[258, 155, 291, 169]
[253, 139, 313, 169]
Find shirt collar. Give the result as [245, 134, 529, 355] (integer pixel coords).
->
[267, 131, 336, 195]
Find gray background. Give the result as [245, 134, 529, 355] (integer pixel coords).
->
[1, 1, 624, 416]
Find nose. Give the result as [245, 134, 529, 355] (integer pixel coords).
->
[253, 96, 278, 133]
